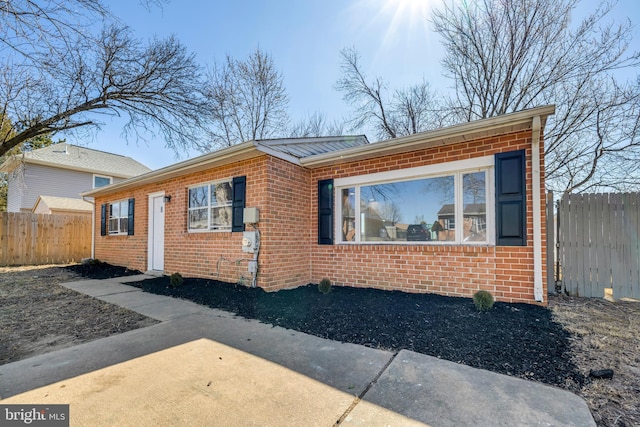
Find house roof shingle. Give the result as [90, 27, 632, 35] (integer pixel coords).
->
[32, 195, 93, 213]
[0, 144, 151, 178]
[438, 203, 487, 217]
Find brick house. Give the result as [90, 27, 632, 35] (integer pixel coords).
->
[83, 105, 554, 305]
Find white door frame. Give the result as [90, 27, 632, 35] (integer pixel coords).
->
[147, 191, 165, 272]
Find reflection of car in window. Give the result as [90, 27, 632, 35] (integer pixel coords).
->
[407, 224, 430, 241]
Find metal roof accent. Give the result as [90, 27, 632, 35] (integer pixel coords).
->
[257, 135, 369, 158]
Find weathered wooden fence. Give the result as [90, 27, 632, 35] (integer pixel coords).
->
[557, 192, 640, 299]
[0, 212, 91, 266]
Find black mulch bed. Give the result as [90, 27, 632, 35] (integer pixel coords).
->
[64, 261, 142, 280]
[129, 276, 586, 391]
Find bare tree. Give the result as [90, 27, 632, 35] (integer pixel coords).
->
[0, 0, 210, 158]
[0, 114, 61, 211]
[288, 112, 346, 137]
[432, 0, 640, 193]
[335, 47, 446, 140]
[204, 48, 289, 149]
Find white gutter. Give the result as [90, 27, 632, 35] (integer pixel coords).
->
[82, 196, 96, 259]
[532, 116, 544, 302]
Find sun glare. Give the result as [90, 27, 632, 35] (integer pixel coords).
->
[378, 0, 435, 48]
[384, 0, 434, 16]
[343, 0, 440, 69]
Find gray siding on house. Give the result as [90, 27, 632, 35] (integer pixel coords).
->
[9, 164, 104, 212]
[6, 167, 25, 212]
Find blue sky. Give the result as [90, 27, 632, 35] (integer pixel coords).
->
[66, 0, 640, 170]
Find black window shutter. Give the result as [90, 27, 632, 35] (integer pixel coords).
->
[128, 198, 135, 236]
[232, 176, 246, 232]
[100, 203, 107, 236]
[495, 150, 526, 246]
[318, 179, 334, 245]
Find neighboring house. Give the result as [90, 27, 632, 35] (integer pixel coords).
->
[83, 106, 554, 305]
[32, 195, 93, 217]
[437, 203, 486, 242]
[0, 144, 151, 213]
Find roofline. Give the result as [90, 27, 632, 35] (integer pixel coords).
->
[82, 135, 372, 197]
[82, 141, 259, 197]
[81, 106, 555, 197]
[33, 206, 92, 214]
[0, 156, 142, 178]
[32, 196, 93, 213]
[300, 105, 556, 168]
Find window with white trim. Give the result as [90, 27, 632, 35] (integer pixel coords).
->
[108, 200, 129, 235]
[335, 158, 493, 244]
[94, 174, 112, 188]
[188, 179, 233, 231]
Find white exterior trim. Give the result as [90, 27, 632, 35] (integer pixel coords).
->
[532, 116, 544, 302]
[334, 156, 495, 246]
[187, 178, 233, 233]
[93, 173, 113, 188]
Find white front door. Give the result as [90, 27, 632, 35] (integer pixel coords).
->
[149, 194, 165, 271]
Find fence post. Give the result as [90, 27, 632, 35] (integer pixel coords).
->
[0, 213, 8, 264]
[546, 192, 555, 294]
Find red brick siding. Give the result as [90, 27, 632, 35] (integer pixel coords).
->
[310, 128, 547, 305]
[252, 156, 312, 291]
[96, 157, 265, 284]
[94, 155, 312, 290]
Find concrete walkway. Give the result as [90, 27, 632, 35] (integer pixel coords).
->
[0, 276, 595, 426]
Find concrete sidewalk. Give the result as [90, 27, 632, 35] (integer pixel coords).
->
[0, 276, 595, 426]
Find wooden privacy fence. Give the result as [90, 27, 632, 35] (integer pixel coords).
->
[0, 212, 91, 266]
[557, 192, 640, 299]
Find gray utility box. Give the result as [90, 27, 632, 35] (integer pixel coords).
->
[243, 207, 259, 224]
[242, 231, 259, 253]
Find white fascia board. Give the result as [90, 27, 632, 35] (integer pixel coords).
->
[301, 105, 556, 168]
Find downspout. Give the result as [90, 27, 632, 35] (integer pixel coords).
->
[532, 116, 544, 302]
[82, 196, 95, 259]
